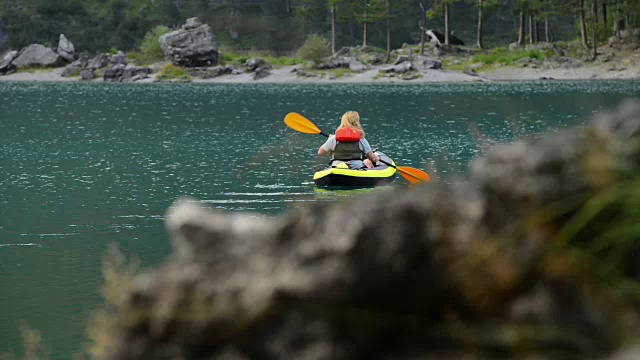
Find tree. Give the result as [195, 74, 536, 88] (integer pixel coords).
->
[515, 0, 528, 45]
[579, 0, 590, 49]
[329, 0, 340, 53]
[591, 0, 598, 58]
[418, 1, 428, 55]
[353, 0, 384, 46]
[472, 0, 500, 48]
[427, 0, 460, 45]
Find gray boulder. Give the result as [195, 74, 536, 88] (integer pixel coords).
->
[109, 51, 127, 66]
[417, 57, 442, 70]
[0, 50, 18, 75]
[122, 64, 151, 81]
[245, 58, 271, 72]
[620, 29, 631, 39]
[252, 67, 270, 80]
[12, 44, 63, 68]
[379, 65, 396, 73]
[79, 69, 95, 81]
[464, 67, 479, 76]
[61, 56, 88, 77]
[392, 62, 413, 73]
[316, 56, 353, 70]
[103, 64, 125, 82]
[348, 60, 366, 72]
[57, 34, 76, 62]
[104, 63, 150, 82]
[188, 65, 234, 79]
[393, 55, 410, 65]
[88, 53, 110, 69]
[159, 18, 218, 67]
[182, 17, 202, 31]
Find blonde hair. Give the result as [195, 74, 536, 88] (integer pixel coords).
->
[337, 111, 366, 138]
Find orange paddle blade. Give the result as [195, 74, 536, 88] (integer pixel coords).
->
[396, 166, 431, 184]
[284, 112, 322, 135]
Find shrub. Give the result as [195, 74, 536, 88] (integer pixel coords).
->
[264, 56, 305, 66]
[156, 64, 191, 81]
[297, 34, 331, 65]
[138, 25, 171, 65]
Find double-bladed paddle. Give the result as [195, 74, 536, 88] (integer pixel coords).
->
[284, 112, 430, 184]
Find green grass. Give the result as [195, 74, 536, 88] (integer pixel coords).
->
[331, 68, 359, 78]
[156, 64, 191, 81]
[263, 56, 304, 66]
[472, 48, 550, 65]
[16, 66, 58, 73]
[220, 48, 304, 67]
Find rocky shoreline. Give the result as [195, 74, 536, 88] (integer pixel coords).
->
[1, 17, 639, 85]
[1, 61, 638, 84]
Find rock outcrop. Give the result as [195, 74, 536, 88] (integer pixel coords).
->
[88, 53, 111, 69]
[316, 46, 384, 70]
[187, 65, 235, 79]
[0, 50, 18, 75]
[109, 51, 127, 66]
[61, 56, 88, 77]
[159, 17, 219, 67]
[79, 69, 96, 81]
[244, 58, 270, 72]
[98, 100, 640, 359]
[57, 34, 76, 62]
[103, 63, 150, 82]
[12, 44, 63, 68]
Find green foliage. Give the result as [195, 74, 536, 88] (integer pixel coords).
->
[220, 49, 303, 67]
[0, 0, 637, 55]
[87, 244, 139, 360]
[156, 64, 191, 81]
[472, 48, 548, 65]
[263, 56, 305, 66]
[297, 34, 331, 64]
[137, 25, 170, 65]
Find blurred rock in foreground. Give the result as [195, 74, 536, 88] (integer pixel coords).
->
[99, 100, 640, 360]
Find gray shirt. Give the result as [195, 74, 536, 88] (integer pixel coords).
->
[321, 135, 373, 157]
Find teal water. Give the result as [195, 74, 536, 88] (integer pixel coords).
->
[1, 81, 639, 357]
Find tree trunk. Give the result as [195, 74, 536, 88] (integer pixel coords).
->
[444, 3, 450, 45]
[602, 1, 608, 30]
[363, 21, 368, 46]
[592, 0, 598, 59]
[331, 4, 336, 54]
[286, 0, 292, 15]
[614, 0, 620, 38]
[545, 15, 551, 42]
[518, 11, 525, 45]
[419, 19, 426, 55]
[419, 2, 426, 56]
[579, 0, 590, 49]
[625, 0, 631, 28]
[534, 19, 539, 43]
[477, 0, 484, 48]
[385, 0, 391, 62]
[528, 14, 534, 44]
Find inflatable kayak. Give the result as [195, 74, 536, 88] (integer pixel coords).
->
[313, 152, 396, 188]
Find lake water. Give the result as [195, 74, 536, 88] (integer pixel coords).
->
[1, 81, 639, 358]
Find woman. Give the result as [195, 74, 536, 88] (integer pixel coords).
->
[318, 111, 380, 169]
